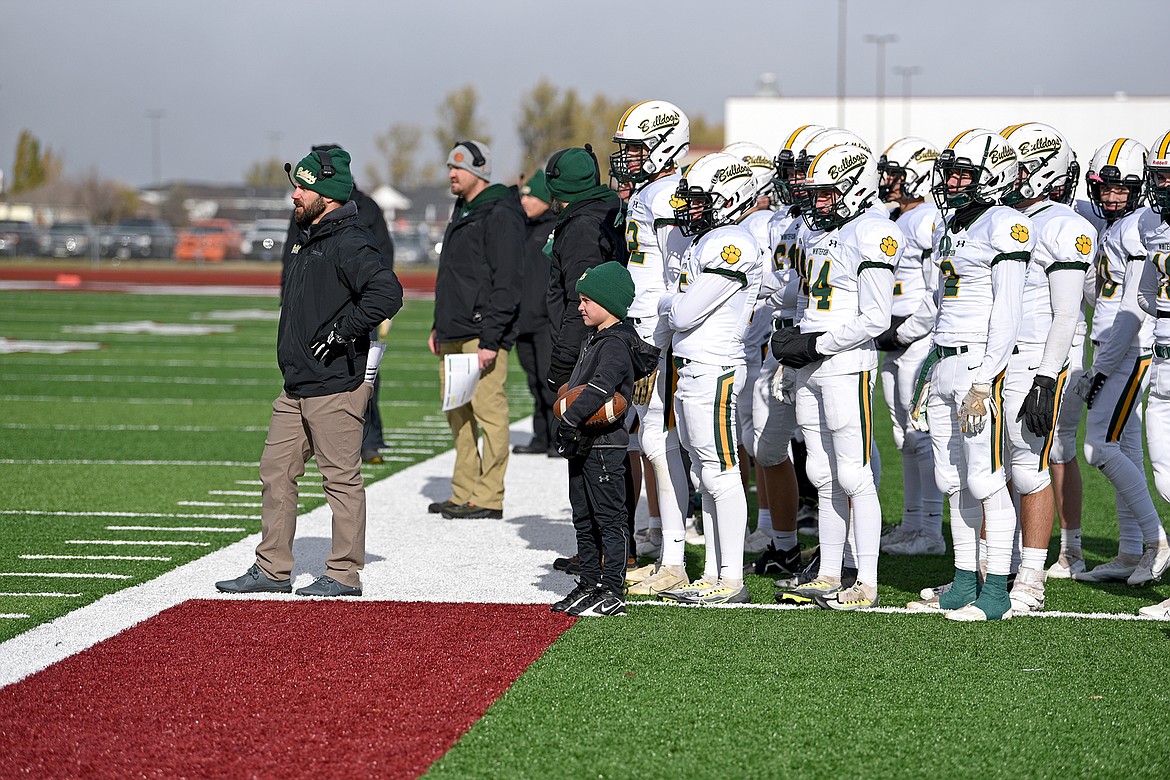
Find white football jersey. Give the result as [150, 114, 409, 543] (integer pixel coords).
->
[740, 209, 775, 352]
[625, 174, 690, 347]
[1092, 207, 1152, 345]
[1139, 209, 1170, 345]
[1016, 201, 1096, 345]
[766, 207, 804, 322]
[666, 223, 764, 365]
[891, 203, 940, 318]
[797, 210, 902, 376]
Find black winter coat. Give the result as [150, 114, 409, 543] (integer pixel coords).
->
[278, 200, 404, 397]
[518, 210, 556, 335]
[546, 196, 628, 384]
[561, 321, 658, 448]
[434, 184, 524, 351]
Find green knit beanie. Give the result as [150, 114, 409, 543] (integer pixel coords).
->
[546, 146, 603, 202]
[287, 148, 354, 202]
[521, 169, 551, 204]
[575, 261, 635, 321]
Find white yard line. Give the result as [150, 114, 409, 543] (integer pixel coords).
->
[177, 502, 266, 508]
[0, 615, 30, 620]
[0, 593, 81, 598]
[0, 459, 260, 466]
[67, 540, 211, 547]
[0, 423, 268, 433]
[0, 573, 131, 580]
[0, 510, 258, 520]
[21, 555, 171, 562]
[104, 526, 246, 533]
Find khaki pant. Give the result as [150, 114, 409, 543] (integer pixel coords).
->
[255, 384, 371, 588]
[439, 339, 510, 510]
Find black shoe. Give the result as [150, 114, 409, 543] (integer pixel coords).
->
[216, 563, 291, 594]
[295, 575, 362, 597]
[428, 500, 459, 514]
[753, 543, 802, 577]
[441, 503, 504, 519]
[553, 555, 581, 575]
[361, 449, 384, 464]
[513, 441, 548, 455]
[841, 566, 858, 589]
[571, 586, 627, 617]
[551, 582, 594, 613]
[795, 546, 821, 584]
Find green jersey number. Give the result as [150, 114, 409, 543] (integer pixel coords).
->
[1152, 251, 1170, 300]
[809, 259, 833, 310]
[1096, 251, 1119, 299]
[939, 259, 961, 298]
[626, 222, 646, 265]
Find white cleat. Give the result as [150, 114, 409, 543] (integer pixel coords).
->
[624, 561, 658, 586]
[906, 595, 943, 612]
[744, 528, 773, 555]
[627, 564, 689, 596]
[946, 603, 1013, 622]
[1045, 550, 1085, 580]
[1137, 597, 1170, 620]
[919, 581, 953, 600]
[1126, 540, 1170, 586]
[634, 528, 662, 558]
[879, 523, 914, 551]
[1073, 552, 1142, 583]
[884, 529, 947, 556]
[1009, 567, 1046, 613]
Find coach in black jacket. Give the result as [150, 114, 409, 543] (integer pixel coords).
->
[428, 141, 524, 520]
[544, 145, 628, 390]
[218, 147, 403, 599]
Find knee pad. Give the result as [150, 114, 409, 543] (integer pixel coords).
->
[700, 465, 743, 503]
[1011, 463, 1052, 496]
[838, 462, 877, 497]
[934, 465, 961, 497]
[966, 470, 1007, 502]
[639, 424, 678, 463]
[802, 448, 834, 492]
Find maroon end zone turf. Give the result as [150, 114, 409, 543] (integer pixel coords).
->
[0, 601, 573, 778]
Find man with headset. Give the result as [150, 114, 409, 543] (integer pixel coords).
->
[428, 140, 524, 519]
[217, 146, 403, 597]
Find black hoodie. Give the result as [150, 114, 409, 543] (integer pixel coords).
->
[561, 321, 659, 448]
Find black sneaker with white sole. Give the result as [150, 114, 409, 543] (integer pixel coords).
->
[551, 583, 594, 613]
[569, 586, 627, 617]
[752, 543, 802, 577]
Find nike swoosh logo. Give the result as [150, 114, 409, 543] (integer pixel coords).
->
[1028, 364, 1040, 371]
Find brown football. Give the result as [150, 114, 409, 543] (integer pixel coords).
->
[554, 384, 628, 430]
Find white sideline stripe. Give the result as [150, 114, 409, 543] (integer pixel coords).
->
[0, 593, 81, 598]
[208, 490, 261, 496]
[234, 480, 263, 485]
[0, 573, 131, 580]
[632, 600, 1165, 621]
[0, 615, 30, 620]
[0, 510, 258, 520]
[0, 423, 268, 433]
[21, 555, 171, 562]
[105, 526, 246, 533]
[177, 502, 267, 508]
[0, 396, 266, 406]
[0, 459, 260, 467]
[67, 540, 211, 547]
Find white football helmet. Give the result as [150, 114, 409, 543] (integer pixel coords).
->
[931, 129, 1018, 211]
[1085, 137, 1147, 220]
[999, 122, 1073, 205]
[773, 124, 825, 205]
[722, 141, 775, 201]
[672, 152, 758, 236]
[878, 137, 940, 201]
[1145, 130, 1170, 213]
[798, 144, 879, 230]
[610, 100, 690, 186]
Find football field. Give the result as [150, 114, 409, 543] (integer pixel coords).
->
[1, 287, 1169, 778]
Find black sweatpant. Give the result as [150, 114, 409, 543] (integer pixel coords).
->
[569, 445, 628, 594]
[515, 329, 556, 450]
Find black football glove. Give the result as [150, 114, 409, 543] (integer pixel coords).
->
[1084, 372, 1108, 410]
[770, 328, 825, 369]
[1017, 374, 1057, 438]
[310, 324, 354, 364]
[555, 424, 589, 460]
[546, 355, 575, 393]
[874, 315, 910, 351]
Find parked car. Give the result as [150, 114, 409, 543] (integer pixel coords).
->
[43, 221, 98, 258]
[102, 218, 177, 259]
[391, 231, 438, 264]
[174, 219, 242, 262]
[0, 220, 44, 257]
[240, 218, 288, 261]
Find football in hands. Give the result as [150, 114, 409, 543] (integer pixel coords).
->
[554, 384, 628, 430]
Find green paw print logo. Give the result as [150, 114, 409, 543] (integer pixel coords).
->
[670, 194, 687, 210]
[1011, 223, 1030, 243]
[721, 245, 742, 264]
[880, 236, 898, 257]
[1076, 234, 1092, 255]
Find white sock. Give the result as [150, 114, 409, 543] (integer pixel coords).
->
[950, 490, 981, 572]
[710, 470, 748, 583]
[982, 487, 1016, 577]
[849, 481, 882, 589]
[1061, 528, 1082, 553]
[817, 486, 849, 580]
[1021, 546, 1047, 571]
[756, 507, 773, 535]
[775, 530, 798, 550]
[648, 514, 662, 531]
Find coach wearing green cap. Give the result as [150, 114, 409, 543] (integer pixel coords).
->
[217, 146, 403, 599]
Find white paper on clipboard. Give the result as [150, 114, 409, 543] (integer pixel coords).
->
[442, 353, 480, 411]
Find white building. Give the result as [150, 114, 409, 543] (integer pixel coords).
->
[725, 93, 1170, 162]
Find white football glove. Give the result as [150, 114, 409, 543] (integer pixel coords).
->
[958, 382, 995, 434]
[909, 381, 931, 432]
[770, 362, 795, 405]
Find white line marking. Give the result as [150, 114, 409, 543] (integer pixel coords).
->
[105, 526, 246, 533]
[66, 540, 211, 547]
[234, 480, 263, 485]
[208, 490, 261, 496]
[0, 396, 269, 406]
[0, 459, 260, 467]
[0, 572, 131, 580]
[0, 423, 268, 433]
[0, 510, 258, 520]
[8, 374, 269, 386]
[631, 600, 1165, 621]
[0, 593, 81, 598]
[21, 555, 171, 562]
[0, 615, 30, 620]
[177, 501, 267, 508]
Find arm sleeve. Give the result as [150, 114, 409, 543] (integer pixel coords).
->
[894, 243, 939, 344]
[974, 256, 1027, 385]
[816, 264, 895, 355]
[1092, 256, 1149, 376]
[1137, 258, 1160, 316]
[478, 205, 524, 351]
[559, 340, 632, 428]
[1037, 267, 1088, 378]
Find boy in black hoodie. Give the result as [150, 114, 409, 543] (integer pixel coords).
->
[551, 261, 656, 617]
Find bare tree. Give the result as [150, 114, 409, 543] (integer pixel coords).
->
[434, 85, 491, 160]
[369, 122, 425, 190]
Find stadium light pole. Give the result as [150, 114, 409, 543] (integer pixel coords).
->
[836, 0, 847, 127]
[146, 110, 165, 185]
[893, 65, 922, 138]
[864, 34, 897, 150]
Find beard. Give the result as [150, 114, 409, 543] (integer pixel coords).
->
[295, 195, 327, 227]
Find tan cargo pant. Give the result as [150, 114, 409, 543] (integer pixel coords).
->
[255, 383, 371, 588]
[439, 339, 510, 510]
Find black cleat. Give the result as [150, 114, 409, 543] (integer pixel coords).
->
[753, 543, 802, 577]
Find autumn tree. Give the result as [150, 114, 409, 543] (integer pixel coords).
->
[515, 84, 636, 177]
[244, 159, 288, 188]
[368, 122, 436, 190]
[9, 130, 62, 195]
[434, 85, 491, 160]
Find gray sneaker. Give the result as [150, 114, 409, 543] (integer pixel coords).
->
[295, 575, 362, 597]
[216, 563, 291, 594]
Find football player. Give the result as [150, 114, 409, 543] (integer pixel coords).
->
[872, 136, 947, 556]
[656, 152, 765, 604]
[771, 141, 900, 611]
[997, 122, 1096, 612]
[909, 129, 1033, 621]
[1075, 138, 1169, 586]
[1137, 129, 1170, 619]
[609, 101, 695, 596]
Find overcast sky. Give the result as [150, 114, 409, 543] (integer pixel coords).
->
[1, 0, 1165, 189]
